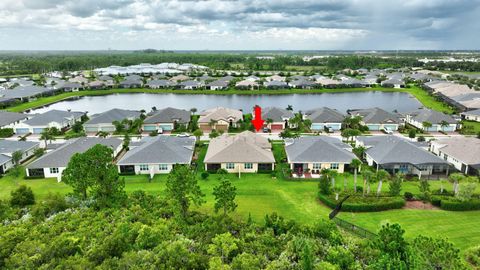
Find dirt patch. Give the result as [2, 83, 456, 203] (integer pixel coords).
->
[404, 200, 439, 210]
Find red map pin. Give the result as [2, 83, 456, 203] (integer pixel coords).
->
[251, 105, 265, 131]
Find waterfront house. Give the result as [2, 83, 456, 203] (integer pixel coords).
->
[0, 140, 39, 174]
[204, 131, 275, 173]
[119, 79, 142, 88]
[381, 78, 405, 88]
[179, 80, 205, 90]
[169, 74, 190, 82]
[207, 80, 229, 90]
[285, 136, 356, 177]
[303, 107, 345, 131]
[142, 107, 191, 133]
[198, 107, 243, 132]
[264, 80, 288, 89]
[348, 107, 401, 131]
[61, 82, 83, 92]
[265, 75, 286, 82]
[26, 137, 122, 180]
[256, 107, 295, 131]
[405, 109, 458, 132]
[317, 78, 340, 88]
[88, 80, 106, 90]
[461, 109, 480, 122]
[84, 109, 142, 133]
[356, 136, 448, 178]
[235, 80, 259, 90]
[288, 79, 317, 89]
[146, 79, 176, 89]
[430, 137, 480, 175]
[14, 110, 85, 134]
[117, 136, 195, 175]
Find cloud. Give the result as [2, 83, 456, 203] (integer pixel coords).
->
[0, 0, 478, 50]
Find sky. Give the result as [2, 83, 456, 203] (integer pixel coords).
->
[0, 0, 479, 50]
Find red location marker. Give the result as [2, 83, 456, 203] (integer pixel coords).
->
[251, 105, 265, 131]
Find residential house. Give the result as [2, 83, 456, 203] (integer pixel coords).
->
[264, 80, 288, 89]
[288, 79, 317, 89]
[317, 78, 340, 88]
[356, 136, 448, 178]
[0, 86, 56, 102]
[348, 107, 401, 131]
[99, 75, 116, 87]
[146, 79, 176, 89]
[430, 137, 480, 175]
[61, 82, 83, 92]
[88, 80, 106, 90]
[303, 107, 345, 131]
[14, 110, 85, 134]
[381, 78, 405, 88]
[198, 107, 243, 132]
[84, 109, 142, 133]
[69, 76, 89, 85]
[0, 111, 28, 129]
[285, 136, 356, 177]
[244, 75, 260, 82]
[124, 74, 143, 81]
[405, 109, 458, 132]
[204, 131, 275, 173]
[169, 74, 190, 82]
[265, 75, 286, 82]
[119, 79, 142, 88]
[0, 140, 39, 174]
[342, 78, 367, 88]
[235, 80, 259, 90]
[142, 107, 191, 133]
[117, 136, 195, 175]
[179, 80, 205, 90]
[207, 80, 229, 90]
[26, 137, 122, 180]
[256, 107, 294, 131]
[461, 109, 480, 122]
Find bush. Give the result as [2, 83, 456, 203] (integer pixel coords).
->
[10, 185, 35, 207]
[404, 192, 414, 201]
[0, 128, 14, 138]
[31, 193, 69, 219]
[34, 148, 45, 158]
[465, 246, 480, 268]
[408, 129, 416, 139]
[201, 172, 209, 180]
[439, 198, 480, 211]
[318, 194, 405, 212]
[216, 168, 228, 174]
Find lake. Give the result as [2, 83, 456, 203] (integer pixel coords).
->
[29, 91, 423, 114]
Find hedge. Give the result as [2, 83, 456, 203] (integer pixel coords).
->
[318, 194, 405, 212]
[0, 128, 14, 138]
[439, 198, 480, 211]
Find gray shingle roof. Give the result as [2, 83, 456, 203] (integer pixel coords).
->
[143, 107, 191, 124]
[463, 108, 480, 116]
[146, 80, 175, 87]
[86, 109, 141, 125]
[117, 136, 195, 165]
[264, 80, 287, 87]
[0, 111, 28, 127]
[24, 110, 85, 126]
[0, 140, 39, 155]
[348, 107, 401, 124]
[285, 136, 355, 163]
[304, 107, 345, 123]
[407, 109, 456, 124]
[358, 136, 446, 165]
[207, 80, 229, 87]
[0, 86, 55, 99]
[27, 137, 122, 168]
[261, 107, 294, 122]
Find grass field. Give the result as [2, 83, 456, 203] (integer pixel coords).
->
[5, 85, 453, 113]
[1, 169, 478, 251]
[462, 120, 480, 135]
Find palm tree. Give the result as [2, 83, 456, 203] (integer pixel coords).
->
[286, 105, 293, 111]
[190, 108, 197, 115]
[422, 121, 432, 132]
[440, 120, 450, 132]
[209, 119, 218, 129]
[40, 127, 55, 147]
[193, 129, 203, 142]
[362, 170, 375, 196]
[375, 169, 390, 197]
[449, 173, 465, 196]
[350, 159, 362, 192]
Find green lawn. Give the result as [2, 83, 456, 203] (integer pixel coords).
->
[461, 120, 480, 135]
[6, 86, 451, 113]
[1, 169, 479, 251]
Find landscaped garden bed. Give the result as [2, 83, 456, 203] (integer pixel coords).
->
[318, 193, 405, 212]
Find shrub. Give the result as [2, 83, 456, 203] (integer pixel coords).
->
[0, 128, 14, 138]
[318, 194, 405, 212]
[201, 172, 209, 180]
[216, 168, 228, 174]
[404, 192, 414, 201]
[34, 148, 45, 158]
[31, 193, 69, 219]
[465, 246, 480, 268]
[408, 129, 416, 139]
[439, 198, 480, 211]
[10, 185, 35, 207]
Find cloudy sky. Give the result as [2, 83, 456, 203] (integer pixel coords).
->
[0, 0, 479, 50]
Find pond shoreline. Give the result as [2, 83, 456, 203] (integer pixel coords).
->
[7, 86, 453, 113]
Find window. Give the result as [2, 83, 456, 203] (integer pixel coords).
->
[50, 168, 59, 174]
[313, 163, 322, 170]
[159, 164, 169, 171]
[244, 163, 253, 169]
[226, 163, 235, 169]
[330, 163, 339, 170]
[139, 164, 149, 171]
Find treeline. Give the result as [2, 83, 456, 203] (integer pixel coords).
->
[426, 61, 480, 72]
